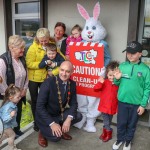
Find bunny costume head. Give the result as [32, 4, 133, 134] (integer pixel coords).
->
[77, 2, 107, 42]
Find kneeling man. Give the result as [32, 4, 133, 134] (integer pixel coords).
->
[36, 61, 82, 147]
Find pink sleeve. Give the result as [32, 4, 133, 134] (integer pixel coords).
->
[0, 59, 8, 95]
[66, 36, 71, 45]
[66, 36, 71, 55]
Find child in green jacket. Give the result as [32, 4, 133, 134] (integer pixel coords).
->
[112, 41, 150, 150]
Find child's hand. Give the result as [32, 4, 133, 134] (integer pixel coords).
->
[0, 76, 3, 83]
[51, 62, 56, 68]
[98, 76, 104, 83]
[21, 89, 27, 97]
[114, 67, 122, 80]
[47, 60, 52, 65]
[65, 55, 70, 61]
[10, 110, 16, 117]
[137, 106, 145, 115]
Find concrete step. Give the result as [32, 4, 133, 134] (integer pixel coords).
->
[0, 122, 34, 149]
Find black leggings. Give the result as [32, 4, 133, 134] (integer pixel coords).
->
[29, 81, 42, 120]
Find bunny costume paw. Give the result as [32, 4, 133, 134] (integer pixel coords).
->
[83, 118, 96, 132]
[83, 126, 96, 133]
[73, 114, 86, 129]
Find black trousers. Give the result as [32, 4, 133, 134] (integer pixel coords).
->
[117, 101, 139, 142]
[14, 96, 26, 132]
[36, 109, 83, 142]
[29, 80, 42, 120]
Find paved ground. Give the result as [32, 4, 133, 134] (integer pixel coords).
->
[2, 122, 150, 150]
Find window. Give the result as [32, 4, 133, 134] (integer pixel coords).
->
[138, 0, 150, 67]
[15, 1, 39, 14]
[12, 0, 40, 36]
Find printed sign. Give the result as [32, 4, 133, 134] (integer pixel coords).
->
[69, 42, 104, 97]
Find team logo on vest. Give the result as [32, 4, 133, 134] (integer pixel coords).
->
[137, 72, 142, 77]
[75, 49, 97, 64]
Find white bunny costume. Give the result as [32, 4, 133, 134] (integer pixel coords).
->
[74, 2, 111, 132]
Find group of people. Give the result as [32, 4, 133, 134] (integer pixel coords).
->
[0, 20, 149, 150]
[0, 22, 83, 150]
[0, 35, 28, 150]
[94, 41, 150, 150]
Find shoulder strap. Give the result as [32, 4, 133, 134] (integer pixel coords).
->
[0, 51, 15, 85]
[20, 56, 26, 69]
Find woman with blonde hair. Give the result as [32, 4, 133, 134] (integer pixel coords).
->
[0, 35, 28, 137]
[26, 28, 64, 131]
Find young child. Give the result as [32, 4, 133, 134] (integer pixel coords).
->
[66, 24, 82, 60]
[39, 43, 65, 77]
[94, 61, 119, 142]
[0, 84, 21, 150]
[112, 41, 150, 150]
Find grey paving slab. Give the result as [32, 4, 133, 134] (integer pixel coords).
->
[16, 123, 150, 150]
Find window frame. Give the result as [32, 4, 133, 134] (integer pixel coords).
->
[4, 0, 48, 49]
[12, 0, 40, 35]
[127, 0, 141, 42]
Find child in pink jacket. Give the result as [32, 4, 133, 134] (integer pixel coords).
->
[66, 24, 82, 60]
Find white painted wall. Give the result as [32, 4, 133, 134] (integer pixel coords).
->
[0, 0, 129, 61]
[48, 0, 129, 62]
[0, 1, 6, 55]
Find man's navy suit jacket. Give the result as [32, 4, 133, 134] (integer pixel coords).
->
[36, 76, 78, 127]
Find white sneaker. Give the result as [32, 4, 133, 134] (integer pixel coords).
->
[123, 142, 131, 150]
[112, 140, 123, 150]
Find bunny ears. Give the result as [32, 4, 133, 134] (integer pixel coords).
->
[77, 2, 100, 20]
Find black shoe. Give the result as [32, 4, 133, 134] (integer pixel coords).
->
[33, 122, 39, 132]
[15, 130, 24, 137]
[125, 141, 131, 147]
[123, 141, 131, 150]
[33, 125, 39, 132]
